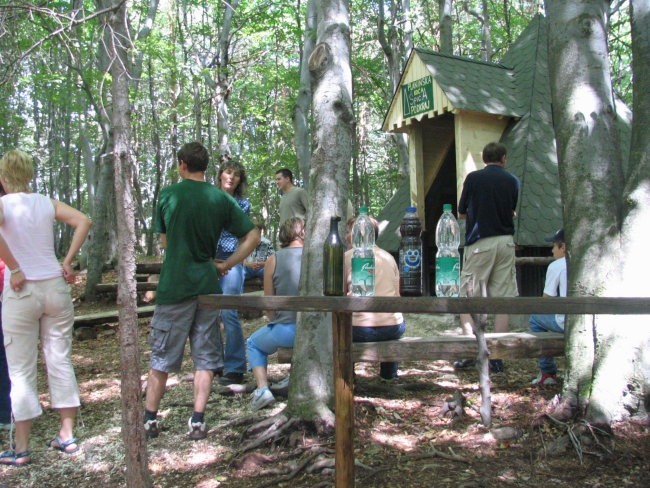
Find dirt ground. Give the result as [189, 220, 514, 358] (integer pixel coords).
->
[1, 275, 649, 488]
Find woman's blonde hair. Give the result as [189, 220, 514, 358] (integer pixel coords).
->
[0, 149, 34, 192]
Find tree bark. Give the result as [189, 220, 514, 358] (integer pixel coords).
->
[439, 0, 453, 55]
[377, 0, 409, 179]
[545, 0, 650, 425]
[293, 0, 317, 189]
[107, 1, 151, 485]
[287, 0, 354, 427]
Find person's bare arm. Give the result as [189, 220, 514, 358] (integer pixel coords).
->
[53, 199, 93, 283]
[263, 255, 276, 319]
[215, 227, 261, 275]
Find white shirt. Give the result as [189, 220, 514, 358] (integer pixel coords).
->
[1, 193, 62, 287]
[544, 256, 567, 328]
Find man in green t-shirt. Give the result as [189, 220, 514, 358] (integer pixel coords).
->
[143, 142, 259, 441]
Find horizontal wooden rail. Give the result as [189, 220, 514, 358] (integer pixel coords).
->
[198, 295, 650, 315]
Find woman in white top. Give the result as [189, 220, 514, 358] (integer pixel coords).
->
[0, 149, 92, 467]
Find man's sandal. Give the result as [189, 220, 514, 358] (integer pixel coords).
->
[46, 435, 80, 454]
[0, 449, 31, 466]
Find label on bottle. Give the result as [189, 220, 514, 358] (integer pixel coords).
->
[435, 256, 460, 297]
[351, 257, 375, 296]
[399, 246, 421, 272]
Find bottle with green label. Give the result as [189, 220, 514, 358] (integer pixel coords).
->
[435, 204, 460, 297]
[351, 206, 375, 296]
[323, 216, 344, 296]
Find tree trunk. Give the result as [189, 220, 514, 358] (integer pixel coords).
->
[439, 0, 453, 55]
[545, 0, 650, 425]
[377, 0, 409, 179]
[293, 0, 316, 190]
[287, 0, 354, 428]
[108, 1, 151, 485]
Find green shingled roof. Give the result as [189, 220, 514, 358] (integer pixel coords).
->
[413, 48, 524, 118]
[500, 15, 563, 245]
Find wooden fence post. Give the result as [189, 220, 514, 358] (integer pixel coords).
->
[333, 311, 354, 488]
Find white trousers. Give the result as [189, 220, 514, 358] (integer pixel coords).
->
[2, 276, 80, 421]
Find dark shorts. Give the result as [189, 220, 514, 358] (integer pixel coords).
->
[149, 298, 223, 372]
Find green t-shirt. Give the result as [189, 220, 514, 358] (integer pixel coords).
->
[154, 179, 254, 304]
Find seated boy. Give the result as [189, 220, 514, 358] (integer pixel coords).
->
[530, 228, 567, 386]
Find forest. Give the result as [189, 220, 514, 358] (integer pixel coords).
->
[1, 1, 649, 487]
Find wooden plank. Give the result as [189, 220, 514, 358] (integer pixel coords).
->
[97, 278, 263, 294]
[95, 282, 159, 293]
[198, 295, 650, 315]
[276, 332, 564, 363]
[74, 305, 156, 328]
[135, 262, 162, 274]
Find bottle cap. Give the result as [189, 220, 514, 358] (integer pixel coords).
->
[443, 203, 452, 212]
[406, 206, 416, 213]
[359, 206, 368, 214]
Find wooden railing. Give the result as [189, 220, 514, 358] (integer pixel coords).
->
[198, 295, 650, 488]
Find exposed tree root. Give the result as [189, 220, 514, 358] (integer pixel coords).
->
[532, 413, 613, 464]
[253, 448, 328, 488]
[237, 415, 300, 456]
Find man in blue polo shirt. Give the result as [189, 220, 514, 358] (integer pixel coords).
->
[456, 141, 520, 373]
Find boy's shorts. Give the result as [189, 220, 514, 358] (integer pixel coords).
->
[149, 298, 223, 372]
[460, 235, 518, 298]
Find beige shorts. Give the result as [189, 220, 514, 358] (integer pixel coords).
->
[460, 235, 518, 298]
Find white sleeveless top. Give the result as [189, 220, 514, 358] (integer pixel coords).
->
[0, 193, 62, 287]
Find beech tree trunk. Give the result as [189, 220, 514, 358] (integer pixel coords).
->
[293, 0, 317, 189]
[287, 0, 354, 428]
[545, 0, 650, 426]
[377, 0, 409, 179]
[439, 0, 453, 55]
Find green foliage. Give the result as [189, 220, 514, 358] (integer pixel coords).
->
[0, 0, 635, 248]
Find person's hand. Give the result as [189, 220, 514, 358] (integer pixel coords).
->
[62, 263, 77, 284]
[215, 261, 230, 276]
[253, 261, 264, 270]
[9, 269, 26, 292]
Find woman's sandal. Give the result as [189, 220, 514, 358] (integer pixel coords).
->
[46, 435, 80, 454]
[0, 449, 31, 466]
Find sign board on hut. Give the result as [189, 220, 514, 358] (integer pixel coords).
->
[401, 76, 434, 118]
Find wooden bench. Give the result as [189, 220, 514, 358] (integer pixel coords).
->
[95, 277, 264, 295]
[276, 332, 564, 363]
[74, 305, 156, 329]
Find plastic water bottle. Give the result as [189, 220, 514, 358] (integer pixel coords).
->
[435, 204, 461, 297]
[351, 206, 375, 296]
[323, 216, 344, 296]
[399, 206, 423, 296]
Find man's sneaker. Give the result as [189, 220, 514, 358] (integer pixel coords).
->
[250, 387, 276, 411]
[218, 372, 244, 386]
[187, 418, 208, 440]
[144, 419, 159, 439]
[489, 359, 505, 373]
[531, 372, 557, 386]
[453, 359, 476, 370]
[270, 375, 290, 390]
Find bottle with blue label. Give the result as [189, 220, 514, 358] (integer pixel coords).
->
[351, 206, 375, 296]
[399, 206, 423, 296]
[435, 203, 461, 297]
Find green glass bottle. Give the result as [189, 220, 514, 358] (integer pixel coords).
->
[323, 216, 344, 296]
